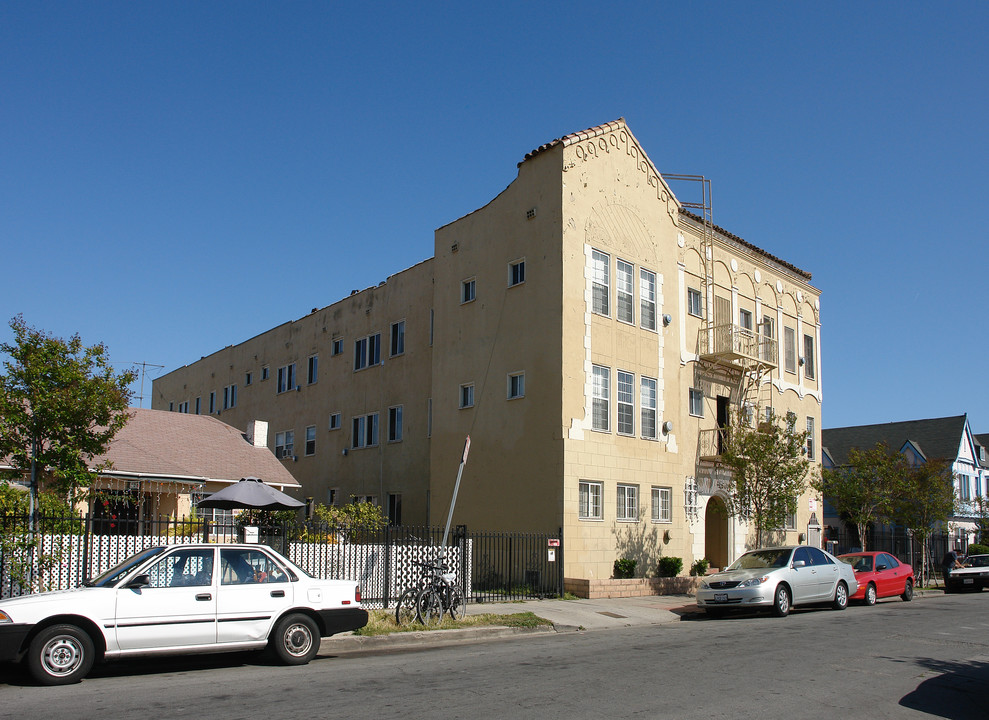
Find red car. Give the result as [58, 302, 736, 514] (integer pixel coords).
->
[838, 551, 915, 605]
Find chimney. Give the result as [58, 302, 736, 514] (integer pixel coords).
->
[246, 420, 268, 448]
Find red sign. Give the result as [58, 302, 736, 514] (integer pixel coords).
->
[547, 538, 560, 547]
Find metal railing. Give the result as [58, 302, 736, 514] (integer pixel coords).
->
[699, 324, 777, 366]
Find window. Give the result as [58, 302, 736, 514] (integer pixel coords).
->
[145, 549, 214, 589]
[509, 259, 526, 287]
[959, 475, 972, 501]
[277, 364, 296, 393]
[806, 416, 815, 460]
[388, 493, 402, 526]
[508, 372, 525, 399]
[261, 366, 269, 381]
[462, 278, 476, 303]
[616, 259, 634, 324]
[761, 317, 775, 361]
[652, 487, 672, 523]
[275, 430, 294, 459]
[223, 384, 237, 410]
[579, 481, 603, 520]
[617, 484, 639, 522]
[178, 401, 189, 413]
[305, 425, 316, 456]
[640, 268, 656, 331]
[617, 370, 634, 436]
[354, 334, 381, 371]
[169, 402, 174, 412]
[460, 384, 474, 409]
[689, 388, 703, 417]
[388, 405, 403, 442]
[784, 326, 796, 374]
[194, 397, 201, 415]
[591, 250, 610, 316]
[245, 372, 253, 386]
[784, 510, 797, 530]
[390, 321, 405, 356]
[641, 377, 657, 439]
[739, 309, 753, 332]
[329, 413, 341, 430]
[592, 365, 610, 432]
[209, 391, 216, 414]
[803, 334, 815, 379]
[352, 414, 379, 449]
[307, 355, 318, 384]
[687, 287, 703, 317]
[332, 338, 343, 356]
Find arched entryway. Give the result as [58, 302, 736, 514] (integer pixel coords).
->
[705, 495, 729, 571]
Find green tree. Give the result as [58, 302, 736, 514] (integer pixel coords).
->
[719, 410, 812, 548]
[894, 458, 956, 587]
[812, 442, 907, 552]
[0, 315, 135, 507]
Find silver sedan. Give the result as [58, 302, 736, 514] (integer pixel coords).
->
[696, 546, 858, 618]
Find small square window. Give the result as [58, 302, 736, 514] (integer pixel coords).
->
[332, 338, 343, 356]
[509, 259, 525, 287]
[261, 366, 269, 381]
[508, 372, 525, 399]
[687, 288, 703, 317]
[689, 388, 703, 417]
[460, 384, 474, 409]
[329, 413, 341, 430]
[462, 278, 476, 304]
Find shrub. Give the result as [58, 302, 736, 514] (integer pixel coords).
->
[613, 557, 636, 579]
[690, 558, 710, 577]
[657, 556, 683, 578]
[966, 543, 989, 556]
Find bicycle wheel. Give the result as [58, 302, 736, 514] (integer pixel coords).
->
[416, 587, 444, 627]
[447, 586, 466, 621]
[395, 587, 419, 626]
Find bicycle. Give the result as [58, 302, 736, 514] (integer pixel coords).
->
[395, 558, 465, 626]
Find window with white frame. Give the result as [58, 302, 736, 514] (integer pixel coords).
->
[959, 474, 972, 501]
[591, 249, 610, 316]
[388, 405, 403, 442]
[739, 309, 753, 332]
[806, 416, 815, 460]
[307, 355, 318, 384]
[641, 377, 657, 439]
[689, 388, 703, 417]
[460, 383, 474, 409]
[579, 480, 603, 520]
[761, 316, 774, 361]
[354, 334, 381, 371]
[275, 430, 294, 459]
[223, 384, 237, 410]
[509, 259, 525, 287]
[352, 413, 379, 449]
[508, 372, 525, 399]
[651, 486, 672, 523]
[592, 365, 610, 432]
[305, 425, 316, 456]
[277, 364, 295, 393]
[391, 321, 405, 357]
[784, 511, 796, 530]
[803, 334, 815, 379]
[640, 268, 657, 331]
[331, 338, 343, 356]
[617, 484, 639, 522]
[329, 412, 341, 430]
[687, 287, 703, 317]
[617, 370, 634, 436]
[261, 365, 269, 381]
[178, 401, 189, 413]
[462, 278, 476, 303]
[784, 326, 796, 374]
[616, 259, 634, 324]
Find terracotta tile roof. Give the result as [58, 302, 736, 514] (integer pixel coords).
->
[88, 408, 301, 489]
[678, 209, 813, 281]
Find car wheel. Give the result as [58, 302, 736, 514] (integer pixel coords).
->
[26, 624, 95, 686]
[901, 578, 914, 602]
[269, 613, 320, 665]
[832, 581, 849, 610]
[772, 585, 790, 617]
[864, 583, 877, 606]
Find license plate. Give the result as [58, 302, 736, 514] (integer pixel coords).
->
[714, 593, 728, 602]
[964, 578, 974, 584]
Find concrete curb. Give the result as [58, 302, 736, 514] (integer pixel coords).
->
[320, 624, 556, 655]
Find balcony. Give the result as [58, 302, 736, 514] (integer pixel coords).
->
[699, 324, 777, 370]
[698, 427, 729, 462]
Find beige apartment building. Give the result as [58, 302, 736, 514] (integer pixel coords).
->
[153, 119, 823, 581]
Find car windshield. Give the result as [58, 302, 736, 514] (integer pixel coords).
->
[727, 549, 792, 571]
[965, 555, 989, 568]
[840, 555, 873, 572]
[82, 547, 167, 587]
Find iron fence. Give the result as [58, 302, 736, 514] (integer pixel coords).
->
[0, 513, 564, 605]
[826, 526, 951, 583]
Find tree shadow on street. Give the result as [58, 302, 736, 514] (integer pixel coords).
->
[897, 656, 989, 719]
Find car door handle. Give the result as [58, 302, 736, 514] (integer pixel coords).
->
[270, 590, 285, 598]
[196, 593, 212, 601]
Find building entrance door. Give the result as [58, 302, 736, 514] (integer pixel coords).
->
[705, 495, 729, 571]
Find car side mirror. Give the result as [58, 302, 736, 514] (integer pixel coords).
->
[876, 564, 887, 571]
[125, 574, 151, 589]
[792, 560, 806, 568]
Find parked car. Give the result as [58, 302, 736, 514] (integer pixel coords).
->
[0, 543, 367, 685]
[945, 554, 989, 593]
[696, 546, 858, 618]
[838, 551, 915, 605]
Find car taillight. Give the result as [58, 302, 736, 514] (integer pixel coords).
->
[355, 585, 362, 603]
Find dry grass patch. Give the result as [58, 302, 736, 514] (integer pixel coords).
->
[353, 609, 552, 636]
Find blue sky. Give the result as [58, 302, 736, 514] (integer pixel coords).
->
[2, 2, 987, 431]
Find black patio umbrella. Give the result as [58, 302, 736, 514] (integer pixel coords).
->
[197, 477, 305, 511]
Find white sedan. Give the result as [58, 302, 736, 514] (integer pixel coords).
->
[696, 545, 859, 618]
[0, 543, 367, 685]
